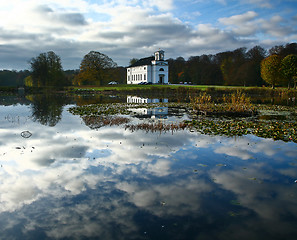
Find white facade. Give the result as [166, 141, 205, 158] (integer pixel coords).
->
[127, 50, 169, 84]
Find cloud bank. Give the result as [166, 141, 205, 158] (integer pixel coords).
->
[0, 0, 296, 70]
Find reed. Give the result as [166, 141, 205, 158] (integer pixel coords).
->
[190, 90, 257, 116]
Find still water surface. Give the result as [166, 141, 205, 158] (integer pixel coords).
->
[0, 94, 297, 240]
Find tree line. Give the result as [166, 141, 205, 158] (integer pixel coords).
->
[168, 43, 297, 88]
[0, 42, 296, 88]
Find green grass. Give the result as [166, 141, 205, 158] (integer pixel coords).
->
[69, 84, 297, 92]
[69, 84, 242, 91]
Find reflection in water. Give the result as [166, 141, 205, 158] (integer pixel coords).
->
[29, 93, 71, 126]
[127, 95, 168, 104]
[0, 102, 297, 240]
[127, 95, 169, 120]
[127, 96, 189, 122]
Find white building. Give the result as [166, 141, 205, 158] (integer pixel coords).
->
[127, 50, 169, 84]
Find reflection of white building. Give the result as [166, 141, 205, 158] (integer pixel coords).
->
[127, 96, 168, 119]
[127, 50, 169, 84]
[127, 96, 168, 104]
[129, 107, 168, 119]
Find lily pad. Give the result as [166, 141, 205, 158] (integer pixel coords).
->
[230, 200, 241, 205]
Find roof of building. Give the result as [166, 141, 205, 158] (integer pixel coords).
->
[128, 56, 154, 67]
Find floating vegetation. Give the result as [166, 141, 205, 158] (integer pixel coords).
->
[125, 121, 188, 133]
[82, 116, 130, 129]
[216, 164, 227, 167]
[69, 102, 188, 117]
[186, 118, 297, 143]
[228, 211, 240, 217]
[69, 103, 132, 116]
[230, 200, 241, 205]
[198, 164, 208, 167]
[68, 98, 297, 143]
[248, 178, 257, 181]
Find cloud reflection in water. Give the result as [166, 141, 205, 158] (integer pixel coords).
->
[0, 105, 297, 239]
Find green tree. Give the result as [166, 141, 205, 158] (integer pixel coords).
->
[220, 57, 233, 85]
[75, 51, 117, 86]
[281, 54, 297, 89]
[30, 51, 65, 87]
[219, 48, 247, 86]
[261, 55, 282, 88]
[129, 58, 139, 66]
[244, 46, 266, 86]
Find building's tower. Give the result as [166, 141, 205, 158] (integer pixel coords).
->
[154, 50, 165, 61]
[152, 50, 168, 84]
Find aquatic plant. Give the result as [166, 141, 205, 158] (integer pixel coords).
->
[68, 99, 296, 143]
[190, 91, 257, 116]
[186, 118, 297, 143]
[83, 115, 130, 129]
[68, 103, 132, 116]
[125, 121, 188, 133]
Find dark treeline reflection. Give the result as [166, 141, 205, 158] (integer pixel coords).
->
[30, 93, 72, 126]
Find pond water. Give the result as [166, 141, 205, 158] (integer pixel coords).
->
[0, 94, 297, 240]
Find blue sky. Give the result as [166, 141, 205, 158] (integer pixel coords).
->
[0, 0, 296, 70]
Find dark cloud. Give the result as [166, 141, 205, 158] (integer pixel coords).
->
[35, 4, 88, 26]
[0, 2, 296, 70]
[56, 13, 88, 26]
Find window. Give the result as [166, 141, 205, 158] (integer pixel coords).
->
[144, 67, 146, 70]
[144, 74, 146, 80]
[159, 68, 164, 71]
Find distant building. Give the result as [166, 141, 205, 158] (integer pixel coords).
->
[127, 50, 169, 84]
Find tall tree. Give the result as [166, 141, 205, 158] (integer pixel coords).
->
[220, 57, 234, 85]
[244, 46, 267, 86]
[261, 55, 282, 88]
[129, 58, 139, 66]
[269, 43, 297, 57]
[281, 54, 297, 89]
[75, 51, 117, 86]
[30, 51, 65, 87]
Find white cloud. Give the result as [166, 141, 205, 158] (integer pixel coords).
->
[146, 0, 175, 11]
[1, 103, 297, 238]
[219, 11, 258, 25]
[0, 0, 296, 69]
[243, 0, 272, 8]
[260, 15, 294, 37]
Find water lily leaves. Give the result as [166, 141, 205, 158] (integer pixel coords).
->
[216, 164, 227, 167]
[190, 118, 297, 143]
[68, 101, 297, 143]
[198, 164, 208, 167]
[228, 211, 240, 217]
[248, 177, 257, 181]
[230, 200, 241, 205]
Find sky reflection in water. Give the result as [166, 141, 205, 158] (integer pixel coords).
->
[0, 101, 297, 240]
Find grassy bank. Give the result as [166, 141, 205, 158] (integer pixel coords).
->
[68, 85, 297, 105]
[69, 84, 297, 95]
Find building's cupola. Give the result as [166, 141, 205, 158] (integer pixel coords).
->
[154, 50, 164, 61]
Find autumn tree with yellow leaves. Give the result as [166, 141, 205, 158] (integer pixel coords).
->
[74, 51, 117, 86]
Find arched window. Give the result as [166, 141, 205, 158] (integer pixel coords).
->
[159, 68, 164, 71]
